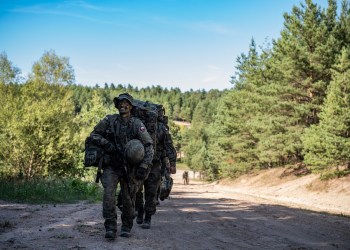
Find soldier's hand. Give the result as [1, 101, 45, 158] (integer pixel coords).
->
[135, 163, 148, 180]
[105, 143, 116, 154]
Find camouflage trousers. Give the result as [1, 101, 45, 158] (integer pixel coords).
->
[101, 166, 143, 232]
[101, 166, 121, 232]
[135, 161, 161, 216]
[120, 166, 143, 231]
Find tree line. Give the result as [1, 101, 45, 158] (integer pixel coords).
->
[1, 0, 349, 181]
[183, 0, 350, 180]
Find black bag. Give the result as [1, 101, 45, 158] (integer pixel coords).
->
[159, 175, 173, 201]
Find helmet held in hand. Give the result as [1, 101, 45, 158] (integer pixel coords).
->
[125, 139, 145, 166]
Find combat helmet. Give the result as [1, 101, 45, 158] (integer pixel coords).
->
[113, 93, 134, 108]
[124, 139, 145, 166]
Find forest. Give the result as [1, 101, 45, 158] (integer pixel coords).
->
[1, 0, 350, 183]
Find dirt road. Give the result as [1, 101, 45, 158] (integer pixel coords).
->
[1, 170, 350, 250]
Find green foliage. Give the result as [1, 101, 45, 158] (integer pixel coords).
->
[0, 52, 82, 178]
[272, 0, 339, 126]
[0, 51, 21, 84]
[0, 176, 102, 203]
[30, 50, 75, 85]
[176, 162, 190, 170]
[0, 81, 82, 178]
[319, 169, 350, 180]
[183, 0, 350, 179]
[183, 91, 224, 180]
[302, 48, 350, 170]
[168, 120, 183, 157]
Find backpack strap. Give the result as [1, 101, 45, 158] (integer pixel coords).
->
[107, 114, 118, 138]
[129, 117, 136, 138]
[108, 115, 137, 153]
[105, 114, 119, 149]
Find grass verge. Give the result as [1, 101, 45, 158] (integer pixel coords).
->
[0, 177, 103, 204]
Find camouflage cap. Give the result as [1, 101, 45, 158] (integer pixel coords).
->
[113, 93, 134, 107]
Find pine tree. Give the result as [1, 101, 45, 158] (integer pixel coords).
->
[182, 90, 223, 179]
[302, 48, 350, 170]
[272, 0, 337, 126]
[254, 0, 342, 166]
[334, 0, 350, 49]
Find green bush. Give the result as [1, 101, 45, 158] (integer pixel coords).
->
[0, 176, 103, 204]
[320, 169, 350, 181]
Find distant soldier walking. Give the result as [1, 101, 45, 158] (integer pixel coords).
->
[183, 171, 189, 185]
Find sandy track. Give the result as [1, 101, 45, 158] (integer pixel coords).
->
[1, 170, 350, 249]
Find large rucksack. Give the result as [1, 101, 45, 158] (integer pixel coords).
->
[132, 99, 165, 153]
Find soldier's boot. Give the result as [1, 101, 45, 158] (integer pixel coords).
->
[120, 226, 131, 238]
[104, 218, 117, 240]
[136, 207, 144, 224]
[141, 214, 151, 229]
[105, 230, 116, 240]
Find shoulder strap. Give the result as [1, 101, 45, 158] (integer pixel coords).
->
[108, 114, 118, 135]
[129, 117, 137, 137]
[106, 114, 119, 146]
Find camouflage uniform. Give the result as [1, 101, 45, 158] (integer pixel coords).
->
[90, 113, 153, 235]
[135, 122, 177, 226]
[157, 122, 177, 201]
[160, 122, 177, 176]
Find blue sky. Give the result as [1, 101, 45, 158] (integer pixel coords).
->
[0, 0, 333, 91]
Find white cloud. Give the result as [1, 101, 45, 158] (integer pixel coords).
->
[149, 16, 234, 35]
[62, 0, 125, 13]
[9, 2, 125, 25]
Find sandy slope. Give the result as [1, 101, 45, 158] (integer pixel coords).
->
[214, 168, 350, 216]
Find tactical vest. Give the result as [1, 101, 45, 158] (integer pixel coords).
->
[105, 114, 137, 154]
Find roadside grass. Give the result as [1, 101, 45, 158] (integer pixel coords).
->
[0, 176, 103, 204]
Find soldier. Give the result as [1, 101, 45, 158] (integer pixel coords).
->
[183, 171, 189, 185]
[157, 116, 177, 203]
[135, 118, 177, 229]
[85, 93, 154, 240]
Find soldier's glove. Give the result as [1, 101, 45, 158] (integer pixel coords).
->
[135, 163, 148, 180]
[170, 162, 176, 174]
[85, 151, 97, 166]
[104, 143, 116, 155]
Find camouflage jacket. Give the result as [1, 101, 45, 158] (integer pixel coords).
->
[154, 122, 177, 166]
